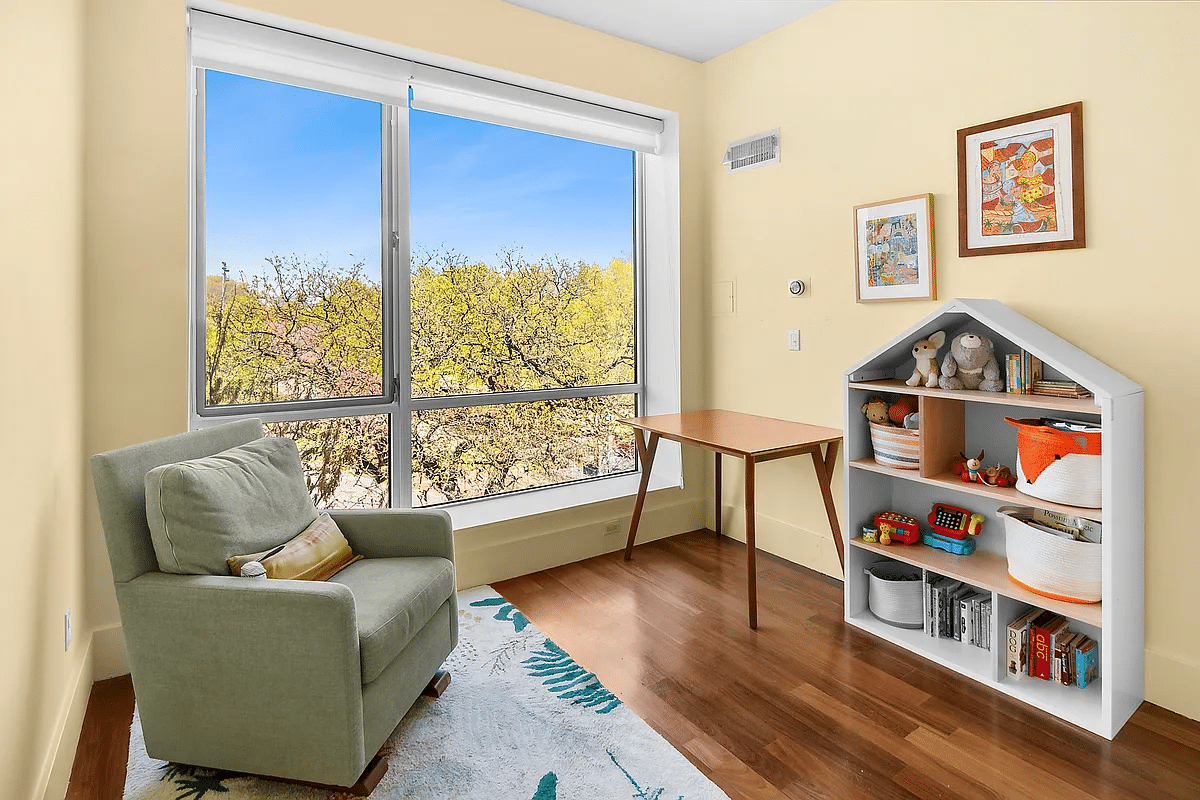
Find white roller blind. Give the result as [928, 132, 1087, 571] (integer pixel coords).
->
[409, 67, 663, 154]
[189, 10, 412, 105]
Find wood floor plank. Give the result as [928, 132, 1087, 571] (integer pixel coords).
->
[70, 529, 1200, 800]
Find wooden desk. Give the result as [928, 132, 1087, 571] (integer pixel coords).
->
[620, 410, 843, 629]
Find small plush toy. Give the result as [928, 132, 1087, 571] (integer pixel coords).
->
[861, 397, 891, 425]
[906, 330, 946, 388]
[939, 332, 1003, 392]
[950, 453, 967, 476]
[903, 412, 920, 430]
[888, 396, 918, 425]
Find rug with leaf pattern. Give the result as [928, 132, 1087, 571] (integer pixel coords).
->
[123, 585, 730, 800]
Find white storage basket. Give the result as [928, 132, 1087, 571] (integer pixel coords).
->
[868, 421, 920, 470]
[864, 562, 924, 628]
[1000, 508, 1102, 604]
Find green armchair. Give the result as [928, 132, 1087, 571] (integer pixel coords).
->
[90, 419, 458, 788]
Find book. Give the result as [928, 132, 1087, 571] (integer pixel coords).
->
[1007, 608, 1042, 677]
[1076, 637, 1099, 688]
[1059, 632, 1083, 686]
[1028, 612, 1062, 679]
[980, 598, 991, 651]
[1052, 627, 1075, 683]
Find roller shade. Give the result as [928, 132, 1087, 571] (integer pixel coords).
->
[409, 67, 663, 153]
[190, 10, 664, 153]
[190, 10, 411, 105]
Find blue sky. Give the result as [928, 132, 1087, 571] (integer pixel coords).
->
[204, 71, 634, 279]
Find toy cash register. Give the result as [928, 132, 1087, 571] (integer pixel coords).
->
[872, 511, 920, 545]
[922, 503, 984, 555]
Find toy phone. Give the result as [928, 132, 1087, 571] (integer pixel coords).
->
[873, 511, 921, 545]
[928, 503, 984, 539]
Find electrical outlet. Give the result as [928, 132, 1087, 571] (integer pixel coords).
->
[604, 520, 622, 536]
[64, 608, 72, 652]
[788, 330, 801, 351]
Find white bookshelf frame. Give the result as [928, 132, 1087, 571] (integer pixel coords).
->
[842, 298, 1144, 739]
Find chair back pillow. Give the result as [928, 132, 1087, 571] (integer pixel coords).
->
[144, 437, 317, 575]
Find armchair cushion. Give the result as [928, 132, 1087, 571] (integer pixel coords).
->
[144, 436, 317, 575]
[328, 556, 455, 683]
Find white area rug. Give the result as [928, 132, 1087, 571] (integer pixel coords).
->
[124, 586, 729, 800]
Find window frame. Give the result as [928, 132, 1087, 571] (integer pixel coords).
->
[186, 13, 682, 528]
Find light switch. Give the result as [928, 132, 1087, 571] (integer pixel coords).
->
[788, 330, 801, 351]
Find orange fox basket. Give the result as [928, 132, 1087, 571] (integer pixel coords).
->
[1005, 417, 1102, 508]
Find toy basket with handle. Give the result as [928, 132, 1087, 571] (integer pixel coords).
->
[1005, 417, 1102, 508]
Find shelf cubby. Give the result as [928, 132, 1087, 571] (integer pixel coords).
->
[843, 299, 1143, 739]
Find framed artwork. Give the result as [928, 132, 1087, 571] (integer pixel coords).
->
[957, 102, 1085, 258]
[853, 193, 936, 303]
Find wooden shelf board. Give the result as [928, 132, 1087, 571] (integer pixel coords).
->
[849, 379, 1100, 414]
[847, 612, 995, 683]
[849, 537, 1102, 628]
[849, 458, 1104, 519]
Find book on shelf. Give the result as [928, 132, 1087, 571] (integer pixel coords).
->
[1076, 637, 1099, 688]
[1006, 354, 1023, 394]
[1007, 610, 1097, 687]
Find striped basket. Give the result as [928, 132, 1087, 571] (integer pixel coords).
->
[868, 421, 920, 470]
[999, 507, 1102, 604]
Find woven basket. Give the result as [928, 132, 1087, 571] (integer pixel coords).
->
[1006, 417, 1102, 508]
[864, 562, 924, 628]
[868, 421, 920, 470]
[999, 508, 1102, 604]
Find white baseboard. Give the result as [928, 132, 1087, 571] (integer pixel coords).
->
[1146, 647, 1200, 723]
[37, 633, 94, 800]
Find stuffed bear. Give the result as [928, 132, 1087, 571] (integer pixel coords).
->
[939, 332, 1003, 391]
[906, 330, 946, 388]
[861, 397, 890, 425]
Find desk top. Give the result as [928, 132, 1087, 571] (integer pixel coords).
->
[621, 409, 842, 459]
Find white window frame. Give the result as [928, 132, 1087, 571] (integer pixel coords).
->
[186, 6, 682, 529]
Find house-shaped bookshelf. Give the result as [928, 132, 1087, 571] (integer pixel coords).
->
[843, 298, 1143, 739]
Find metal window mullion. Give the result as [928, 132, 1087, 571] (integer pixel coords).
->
[388, 101, 413, 509]
[410, 383, 639, 411]
[635, 151, 647, 416]
[191, 67, 209, 422]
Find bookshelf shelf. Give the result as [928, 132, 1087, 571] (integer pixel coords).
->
[848, 379, 1100, 415]
[843, 299, 1143, 740]
[848, 458, 1103, 518]
[849, 537, 1101, 628]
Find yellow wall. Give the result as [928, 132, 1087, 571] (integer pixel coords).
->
[82, 0, 708, 667]
[1, 1, 92, 798]
[702, 0, 1199, 720]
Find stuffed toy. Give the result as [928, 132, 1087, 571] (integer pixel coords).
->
[939, 332, 1003, 392]
[861, 397, 890, 425]
[888, 396, 918, 424]
[906, 330, 946, 388]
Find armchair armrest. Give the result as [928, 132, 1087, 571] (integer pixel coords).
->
[330, 508, 455, 561]
[116, 572, 366, 784]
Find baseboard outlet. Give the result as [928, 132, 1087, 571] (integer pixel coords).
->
[1146, 647, 1200, 723]
[38, 632, 94, 800]
[714, 502, 843, 580]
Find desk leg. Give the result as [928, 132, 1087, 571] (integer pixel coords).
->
[714, 452, 722, 538]
[811, 440, 844, 571]
[623, 431, 660, 560]
[744, 455, 757, 630]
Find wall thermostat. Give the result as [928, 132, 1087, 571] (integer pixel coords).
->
[788, 279, 806, 296]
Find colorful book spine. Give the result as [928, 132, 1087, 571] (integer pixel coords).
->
[1076, 638, 1099, 688]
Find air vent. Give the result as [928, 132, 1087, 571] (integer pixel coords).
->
[722, 129, 780, 173]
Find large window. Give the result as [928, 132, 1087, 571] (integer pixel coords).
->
[190, 11, 679, 525]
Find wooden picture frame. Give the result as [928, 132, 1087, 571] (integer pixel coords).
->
[853, 193, 936, 303]
[957, 102, 1085, 258]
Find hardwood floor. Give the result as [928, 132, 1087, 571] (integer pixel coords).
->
[67, 530, 1199, 799]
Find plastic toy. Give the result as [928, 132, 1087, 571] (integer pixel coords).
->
[861, 525, 879, 544]
[922, 531, 977, 555]
[906, 330, 946, 388]
[960, 449, 986, 483]
[873, 511, 920, 545]
[982, 464, 1015, 487]
[878, 525, 893, 546]
[928, 502, 984, 539]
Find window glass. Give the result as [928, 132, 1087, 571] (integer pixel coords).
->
[204, 71, 385, 406]
[264, 415, 389, 508]
[409, 111, 635, 397]
[411, 394, 636, 506]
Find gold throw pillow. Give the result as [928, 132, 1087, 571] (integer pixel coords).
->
[227, 513, 361, 581]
